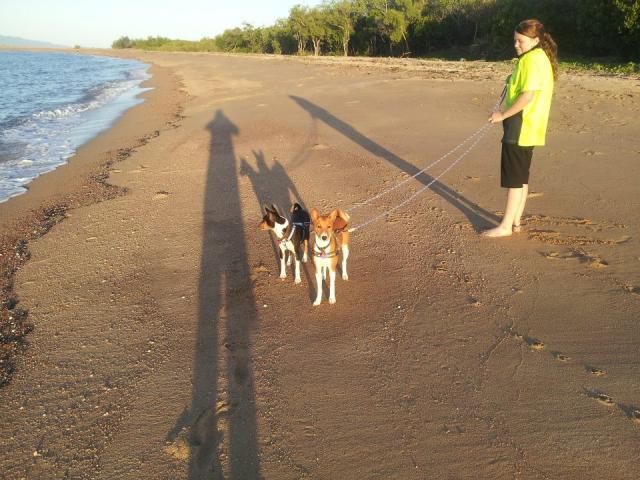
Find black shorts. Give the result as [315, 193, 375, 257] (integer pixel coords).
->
[501, 143, 534, 188]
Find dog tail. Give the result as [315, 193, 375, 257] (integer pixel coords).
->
[333, 209, 350, 233]
[336, 209, 350, 224]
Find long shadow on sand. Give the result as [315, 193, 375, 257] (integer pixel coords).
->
[290, 96, 499, 230]
[171, 110, 260, 479]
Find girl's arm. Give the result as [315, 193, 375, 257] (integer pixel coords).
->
[489, 90, 535, 123]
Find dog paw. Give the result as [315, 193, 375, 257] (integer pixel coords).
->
[294, 277, 302, 284]
[313, 299, 321, 306]
[279, 273, 287, 279]
[329, 297, 336, 304]
[342, 273, 349, 281]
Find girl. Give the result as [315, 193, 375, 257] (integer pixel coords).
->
[484, 19, 558, 237]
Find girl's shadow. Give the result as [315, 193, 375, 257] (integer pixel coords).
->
[290, 95, 501, 230]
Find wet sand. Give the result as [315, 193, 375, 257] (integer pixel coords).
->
[0, 49, 639, 479]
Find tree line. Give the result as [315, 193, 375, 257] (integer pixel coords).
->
[112, 0, 640, 62]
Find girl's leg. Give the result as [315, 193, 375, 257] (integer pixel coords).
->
[483, 187, 524, 237]
[513, 184, 528, 232]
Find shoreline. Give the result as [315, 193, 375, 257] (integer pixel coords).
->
[0, 59, 186, 386]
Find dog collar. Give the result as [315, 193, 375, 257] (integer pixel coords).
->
[313, 250, 338, 258]
[313, 241, 338, 258]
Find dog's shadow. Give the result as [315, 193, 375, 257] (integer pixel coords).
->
[240, 150, 316, 300]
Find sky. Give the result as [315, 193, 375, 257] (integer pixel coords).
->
[0, 0, 322, 48]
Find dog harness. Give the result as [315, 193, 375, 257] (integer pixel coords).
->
[279, 221, 310, 247]
[313, 234, 339, 258]
[313, 246, 338, 258]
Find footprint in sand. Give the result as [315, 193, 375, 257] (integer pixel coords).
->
[583, 150, 604, 156]
[511, 331, 544, 351]
[153, 191, 170, 200]
[252, 264, 269, 274]
[553, 352, 570, 362]
[588, 258, 608, 269]
[528, 340, 545, 351]
[543, 251, 569, 260]
[543, 250, 608, 269]
[596, 394, 615, 407]
[164, 433, 191, 460]
[586, 389, 615, 407]
[433, 261, 447, 273]
[467, 297, 482, 307]
[586, 366, 607, 377]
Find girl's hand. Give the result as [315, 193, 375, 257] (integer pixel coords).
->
[488, 111, 504, 124]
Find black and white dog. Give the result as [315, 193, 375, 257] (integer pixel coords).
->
[258, 203, 310, 284]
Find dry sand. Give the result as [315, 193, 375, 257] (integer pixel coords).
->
[0, 50, 639, 479]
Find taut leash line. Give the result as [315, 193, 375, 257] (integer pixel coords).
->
[345, 124, 491, 214]
[348, 125, 491, 232]
[347, 88, 507, 233]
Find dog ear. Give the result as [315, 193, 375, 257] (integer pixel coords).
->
[263, 204, 273, 214]
[329, 209, 338, 221]
[290, 203, 300, 213]
[271, 204, 282, 216]
[310, 208, 319, 222]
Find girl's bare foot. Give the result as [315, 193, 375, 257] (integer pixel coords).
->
[513, 224, 523, 233]
[482, 225, 513, 237]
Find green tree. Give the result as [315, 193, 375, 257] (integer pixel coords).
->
[614, 0, 640, 30]
[326, 0, 358, 56]
[308, 7, 331, 56]
[289, 5, 311, 54]
[111, 36, 132, 49]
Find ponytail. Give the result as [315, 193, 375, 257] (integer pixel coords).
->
[539, 32, 559, 80]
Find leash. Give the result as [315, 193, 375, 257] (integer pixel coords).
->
[346, 87, 507, 233]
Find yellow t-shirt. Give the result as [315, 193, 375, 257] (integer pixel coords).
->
[505, 47, 554, 146]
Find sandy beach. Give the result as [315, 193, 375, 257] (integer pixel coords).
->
[0, 49, 639, 479]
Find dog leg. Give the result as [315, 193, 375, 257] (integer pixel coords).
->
[294, 258, 301, 284]
[279, 247, 287, 279]
[313, 266, 323, 306]
[328, 269, 337, 304]
[341, 244, 349, 281]
[286, 248, 292, 266]
[302, 239, 308, 263]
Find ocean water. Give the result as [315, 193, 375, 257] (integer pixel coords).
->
[0, 51, 151, 203]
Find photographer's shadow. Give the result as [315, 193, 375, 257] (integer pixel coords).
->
[168, 110, 260, 479]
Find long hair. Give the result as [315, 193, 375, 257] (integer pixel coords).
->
[516, 19, 558, 80]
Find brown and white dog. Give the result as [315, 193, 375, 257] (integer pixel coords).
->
[310, 208, 350, 305]
[258, 203, 310, 284]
